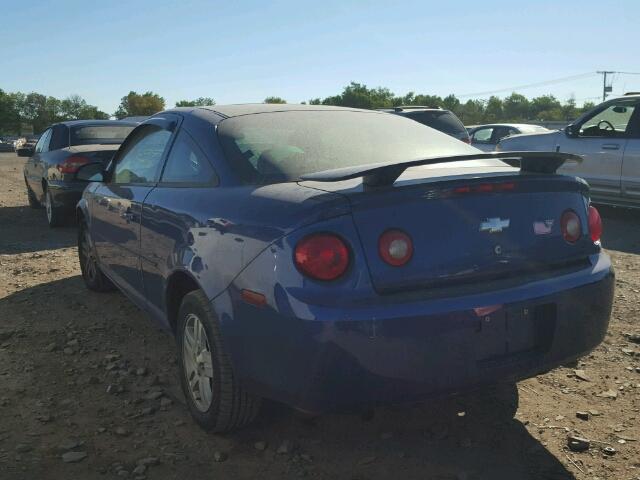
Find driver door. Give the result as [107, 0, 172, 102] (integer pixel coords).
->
[557, 99, 636, 199]
[90, 117, 178, 308]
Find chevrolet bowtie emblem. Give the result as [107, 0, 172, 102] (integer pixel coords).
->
[480, 217, 510, 233]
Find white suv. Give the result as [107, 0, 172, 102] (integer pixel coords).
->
[498, 94, 640, 208]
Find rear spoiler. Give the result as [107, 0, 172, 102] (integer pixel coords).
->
[300, 151, 582, 187]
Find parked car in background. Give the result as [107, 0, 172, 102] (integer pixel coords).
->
[21, 120, 137, 227]
[0, 137, 17, 152]
[23, 134, 40, 148]
[498, 94, 640, 208]
[75, 104, 612, 432]
[378, 106, 470, 143]
[469, 124, 550, 151]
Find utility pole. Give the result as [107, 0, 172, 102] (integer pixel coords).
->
[597, 71, 615, 101]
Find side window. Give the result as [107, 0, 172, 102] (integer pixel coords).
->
[578, 102, 637, 138]
[113, 125, 172, 184]
[491, 127, 513, 143]
[34, 129, 52, 153]
[472, 128, 493, 143]
[161, 131, 217, 185]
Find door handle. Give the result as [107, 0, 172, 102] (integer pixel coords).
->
[602, 144, 620, 150]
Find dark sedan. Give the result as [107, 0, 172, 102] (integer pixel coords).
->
[21, 120, 136, 227]
[75, 105, 613, 432]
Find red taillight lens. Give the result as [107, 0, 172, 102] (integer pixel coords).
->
[378, 230, 413, 266]
[461, 137, 471, 144]
[57, 155, 91, 174]
[588, 205, 602, 243]
[560, 209, 582, 243]
[294, 234, 349, 281]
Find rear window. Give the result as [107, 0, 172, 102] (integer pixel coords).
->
[217, 110, 476, 185]
[70, 125, 134, 146]
[403, 111, 466, 135]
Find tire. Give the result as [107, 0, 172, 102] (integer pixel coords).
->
[177, 290, 261, 432]
[44, 187, 65, 228]
[25, 180, 41, 209]
[78, 221, 116, 292]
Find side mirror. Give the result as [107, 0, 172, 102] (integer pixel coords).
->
[75, 162, 105, 182]
[17, 147, 34, 157]
[564, 124, 578, 138]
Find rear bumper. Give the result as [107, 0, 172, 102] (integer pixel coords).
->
[222, 252, 614, 412]
[47, 180, 86, 211]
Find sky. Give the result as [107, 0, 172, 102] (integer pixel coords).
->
[1, 0, 639, 114]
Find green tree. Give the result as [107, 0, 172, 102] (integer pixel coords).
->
[264, 96, 287, 104]
[114, 91, 165, 119]
[483, 96, 504, 123]
[175, 97, 215, 107]
[0, 89, 22, 134]
[502, 93, 530, 121]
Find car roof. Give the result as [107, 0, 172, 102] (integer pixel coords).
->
[180, 103, 375, 118]
[470, 123, 548, 130]
[51, 119, 138, 127]
[376, 106, 450, 114]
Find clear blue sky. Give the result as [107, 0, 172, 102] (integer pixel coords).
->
[2, 0, 639, 114]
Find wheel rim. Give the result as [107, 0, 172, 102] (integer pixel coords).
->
[80, 228, 97, 283]
[45, 191, 52, 223]
[182, 314, 214, 412]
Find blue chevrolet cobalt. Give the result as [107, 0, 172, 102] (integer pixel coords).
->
[75, 104, 614, 432]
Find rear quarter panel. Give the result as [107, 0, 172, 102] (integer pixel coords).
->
[139, 183, 349, 325]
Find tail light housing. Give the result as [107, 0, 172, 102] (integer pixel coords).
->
[57, 155, 91, 174]
[588, 205, 602, 243]
[294, 233, 350, 281]
[461, 137, 471, 144]
[379, 229, 413, 266]
[560, 209, 582, 243]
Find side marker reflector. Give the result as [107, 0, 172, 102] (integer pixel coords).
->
[241, 289, 267, 307]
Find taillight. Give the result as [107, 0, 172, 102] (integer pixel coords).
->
[57, 155, 91, 174]
[461, 137, 471, 144]
[294, 234, 349, 281]
[588, 205, 602, 243]
[378, 229, 413, 266]
[560, 210, 582, 243]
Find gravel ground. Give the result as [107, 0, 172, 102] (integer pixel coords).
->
[0, 152, 639, 480]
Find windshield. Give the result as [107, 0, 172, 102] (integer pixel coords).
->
[217, 110, 477, 185]
[69, 124, 134, 146]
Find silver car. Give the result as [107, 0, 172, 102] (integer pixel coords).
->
[497, 94, 640, 208]
[469, 124, 549, 151]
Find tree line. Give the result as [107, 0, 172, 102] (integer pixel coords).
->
[1, 83, 596, 135]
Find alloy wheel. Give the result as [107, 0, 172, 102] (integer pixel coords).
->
[45, 191, 52, 223]
[182, 313, 214, 412]
[80, 228, 98, 283]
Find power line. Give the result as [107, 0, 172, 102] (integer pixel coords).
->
[457, 72, 597, 98]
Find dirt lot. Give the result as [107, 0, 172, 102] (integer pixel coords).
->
[0, 152, 639, 480]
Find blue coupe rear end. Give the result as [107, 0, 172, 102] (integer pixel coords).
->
[77, 105, 614, 430]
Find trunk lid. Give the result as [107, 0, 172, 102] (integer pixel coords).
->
[66, 144, 119, 164]
[302, 162, 595, 293]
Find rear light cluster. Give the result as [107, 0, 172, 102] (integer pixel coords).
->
[378, 229, 413, 266]
[560, 205, 602, 244]
[588, 205, 602, 243]
[56, 155, 91, 174]
[294, 234, 350, 281]
[560, 210, 581, 243]
[294, 229, 415, 281]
